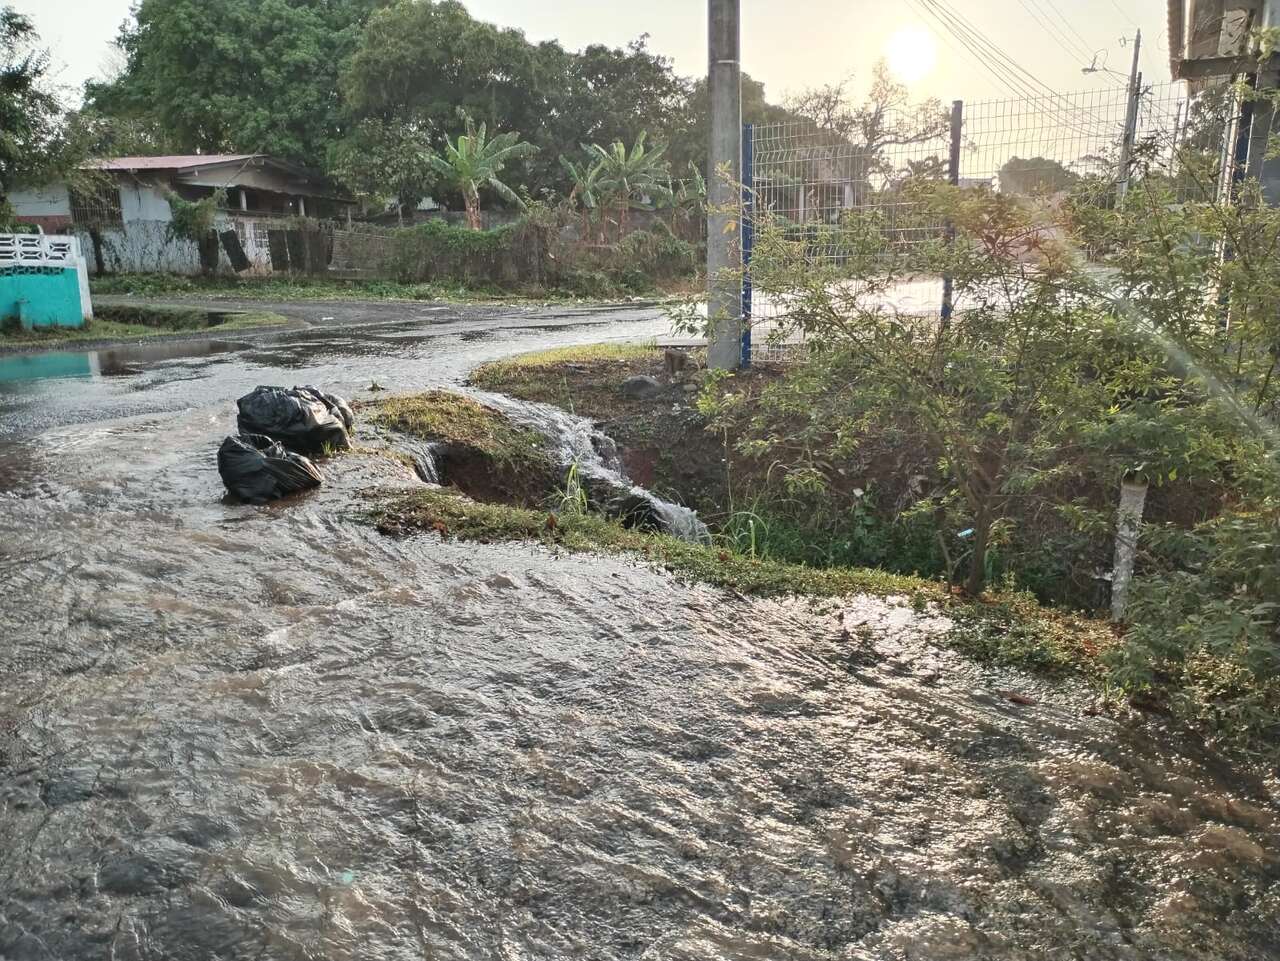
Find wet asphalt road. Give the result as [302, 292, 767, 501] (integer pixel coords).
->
[0, 297, 671, 438]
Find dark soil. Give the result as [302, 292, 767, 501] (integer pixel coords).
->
[471, 348, 791, 522]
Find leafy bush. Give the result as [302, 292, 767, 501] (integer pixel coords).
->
[680, 159, 1280, 753]
[392, 218, 553, 286]
[1113, 494, 1280, 749]
[615, 221, 698, 281]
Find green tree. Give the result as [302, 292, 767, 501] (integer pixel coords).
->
[428, 118, 537, 230]
[341, 4, 689, 194]
[329, 119, 436, 223]
[998, 157, 1080, 196]
[0, 7, 81, 219]
[342, 1, 560, 184]
[584, 132, 672, 239]
[559, 38, 690, 163]
[675, 72, 798, 175]
[85, 0, 385, 163]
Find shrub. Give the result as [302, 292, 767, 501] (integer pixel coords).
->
[678, 161, 1280, 753]
[392, 217, 556, 287]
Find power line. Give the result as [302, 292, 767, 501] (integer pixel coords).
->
[1106, 0, 1140, 28]
[906, 0, 1026, 98]
[924, 0, 1084, 103]
[914, 0, 1108, 136]
[1033, 0, 1099, 63]
[1018, 0, 1093, 65]
[909, 4, 1100, 144]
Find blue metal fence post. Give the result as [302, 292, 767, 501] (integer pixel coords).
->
[741, 122, 754, 368]
[941, 99, 963, 327]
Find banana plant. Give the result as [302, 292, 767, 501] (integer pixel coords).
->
[560, 154, 604, 242]
[583, 132, 673, 240]
[428, 117, 538, 230]
[672, 162, 708, 235]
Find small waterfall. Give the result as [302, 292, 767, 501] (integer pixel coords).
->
[446, 389, 712, 544]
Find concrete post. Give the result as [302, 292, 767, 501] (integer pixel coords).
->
[1110, 476, 1149, 623]
[941, 99, 963, 326]
[1116, 31, 1142, 201]
[707, 0, 743, 370]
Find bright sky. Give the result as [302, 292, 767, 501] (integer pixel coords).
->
[18, 0, 1170, 106]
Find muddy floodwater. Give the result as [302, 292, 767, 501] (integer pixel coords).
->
[1, 304, 1278, 960]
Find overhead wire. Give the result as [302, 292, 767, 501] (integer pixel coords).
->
[1018, 0, 1094, 66]
[1032, 0, 1100, 64]
[913, 0, 1110, 136]
[924, 0, 1103, 107]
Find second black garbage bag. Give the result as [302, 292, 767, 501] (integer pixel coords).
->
[217, 433, 324, 504]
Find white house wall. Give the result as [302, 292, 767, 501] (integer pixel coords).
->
[78, 221, 200, 274]
[8, 184, 72, 219]
[117, 181, 174, 222]
[76, 214, 275, 276]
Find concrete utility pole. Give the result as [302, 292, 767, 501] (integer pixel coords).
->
[706, 0, 743, 370]
[1116, 29, 1142, 200]
[1110, 476, 1149, 623]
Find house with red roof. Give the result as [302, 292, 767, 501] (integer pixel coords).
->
[9, 154, 354, 274]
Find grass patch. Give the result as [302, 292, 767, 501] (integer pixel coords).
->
[0, 305, 286, 346]
[370, 391, 551, 475]
[471, 342, 679, 421]
[485, 342, 664, 369]
[367, 391, 559, 506]
[89, 273, 687, 305]
[371, 486, 1113, 674]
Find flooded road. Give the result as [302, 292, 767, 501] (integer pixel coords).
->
[1, 302, 1278, 960]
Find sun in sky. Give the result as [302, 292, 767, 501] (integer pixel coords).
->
[884, 25, 939, 85]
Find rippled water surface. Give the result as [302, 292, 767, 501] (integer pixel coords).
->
[1, 309, 1278, 960]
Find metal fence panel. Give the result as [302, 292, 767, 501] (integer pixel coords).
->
[742, 80, 1234, 363]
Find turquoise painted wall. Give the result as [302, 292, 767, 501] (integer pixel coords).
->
[0, 266, 87, 329]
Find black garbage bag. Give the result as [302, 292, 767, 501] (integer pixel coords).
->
[236, 385, 356, 455]
[218, 433, 323, 504]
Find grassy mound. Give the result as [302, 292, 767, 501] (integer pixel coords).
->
[367, 391, 558, 506]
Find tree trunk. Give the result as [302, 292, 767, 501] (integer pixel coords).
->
[88, 227, 106, 275]
[464, 190, 481, 231]
[964, 507, 993, 597]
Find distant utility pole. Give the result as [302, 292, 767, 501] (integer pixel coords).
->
[1116, 29, 1142, 200]
[707, 0, 743, 370]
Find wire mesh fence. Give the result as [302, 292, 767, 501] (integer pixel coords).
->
[744, 80, 1235, 361]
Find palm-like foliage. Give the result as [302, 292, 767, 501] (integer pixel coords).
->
[675, 162, 707, 213]
[429, 117, 538, 230]
[669, 161, 707, 237]
[560, 154, 603, 241]
[583, 132, 673, 239]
